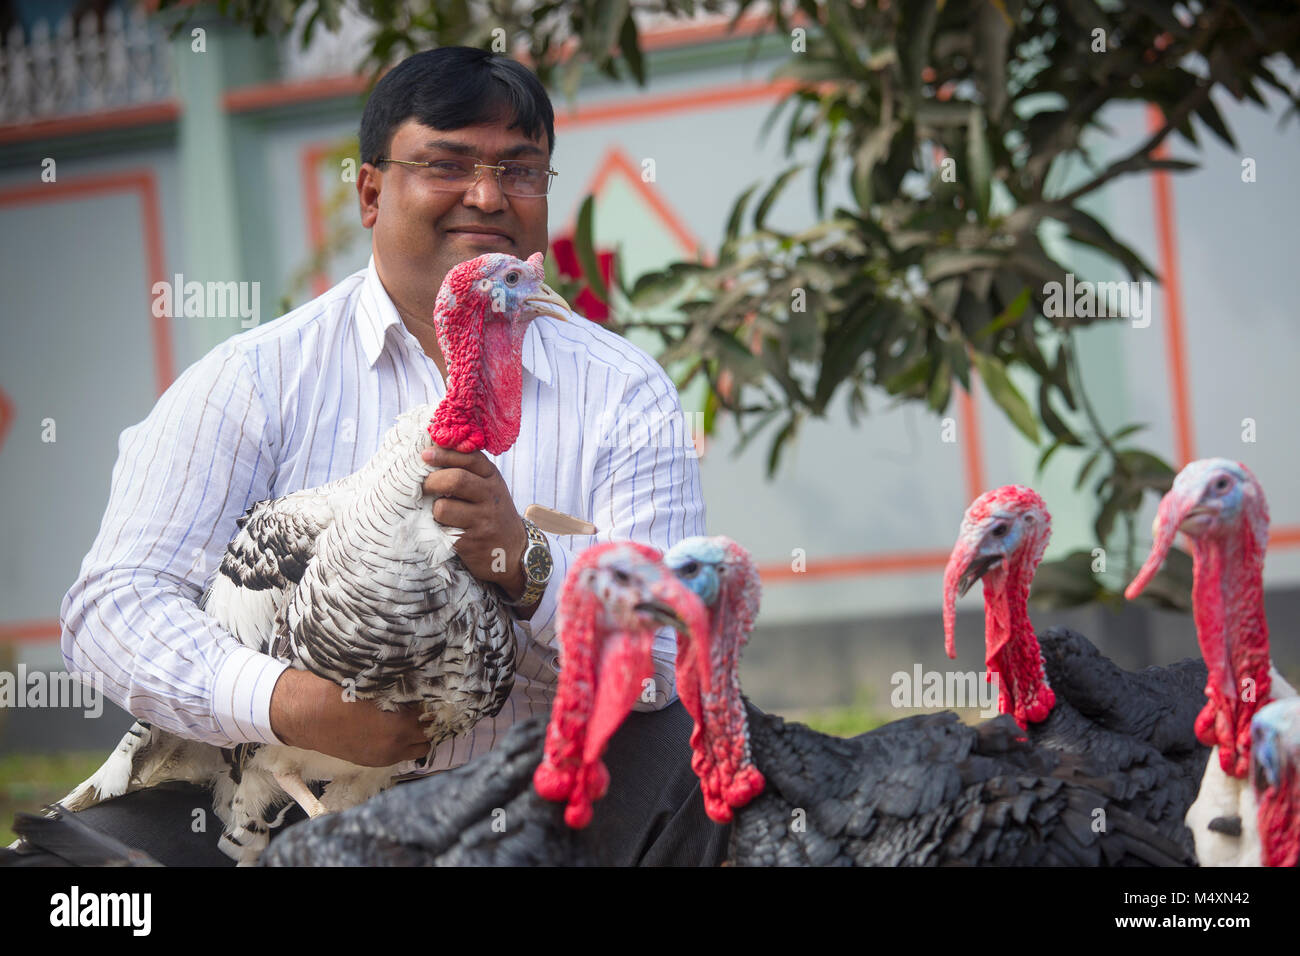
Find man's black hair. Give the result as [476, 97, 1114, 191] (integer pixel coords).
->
[360, 47, 555, 165]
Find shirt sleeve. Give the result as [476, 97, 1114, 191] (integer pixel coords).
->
[59, 342, 290, 748]
[515, 359, 706, 710]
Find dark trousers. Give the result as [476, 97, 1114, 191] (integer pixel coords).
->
[45, 701, 729, 866]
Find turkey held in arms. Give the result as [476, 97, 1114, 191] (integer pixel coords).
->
[664, 535, 1195, 866]
[260, 542, 707, 866]
[53, 252, 572, 864]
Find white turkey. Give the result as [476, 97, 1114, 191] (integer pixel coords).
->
[259, 542, 707, 866]
[1126, 458, 1297, 865]
[54, 251, 572, 864]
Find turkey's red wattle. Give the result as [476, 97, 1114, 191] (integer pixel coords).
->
[985, 556, 1056, 729]
[427, 260, 531, 456]
[532, 543, 672, 829]
[1188, 522, 1272, 777]
[1130, 472, 1274, 779]
[682, 544, 766, 823]
[1257, 767, 1299, 867]
[533, 586, 604, 827]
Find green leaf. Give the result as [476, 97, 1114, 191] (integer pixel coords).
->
[754, 165, 804, 232]
[967, 107, 993, 221]
[1037, 437, 1066, 472]
[1038, 379, 1083, 446]
[883, 356, 932, 395]
[1116, 449, 1176, 489]
[927, 354, 952, 412]
[629, 262, 706, 308]
[573, 194, 608, 304]
[702, 387, 719, 436]
[710, 327, 767, 385]
[766, 415, 800, 477]
[724, 182, 761, 245]
[1109, 422, 1148, 443]
[923, 252, 1006, 284]
[1075, 450, 1102, 491]
[617, 11, 644, 86]
[974, 286, 1031, 340]
[971, 351, 1040, 444]
[1029, 551, 1104, 610]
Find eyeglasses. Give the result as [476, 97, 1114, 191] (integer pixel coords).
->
[375, 156, 558, 197]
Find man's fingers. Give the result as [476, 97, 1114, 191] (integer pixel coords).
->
[432, 496, 476, 530]
[424, 445, 496, 478]
[423, 467, 488, 502]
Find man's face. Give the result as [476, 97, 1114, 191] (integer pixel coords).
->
[360, 116, 551, 313]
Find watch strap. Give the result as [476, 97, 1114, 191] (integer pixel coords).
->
[499, 518, 551, 607]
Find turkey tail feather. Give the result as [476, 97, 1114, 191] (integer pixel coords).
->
[2, 804, 162, 867]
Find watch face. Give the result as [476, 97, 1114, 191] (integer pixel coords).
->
[524, 543, 553, 584]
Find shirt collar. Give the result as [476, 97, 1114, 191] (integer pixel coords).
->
[357, 256, 554, 386]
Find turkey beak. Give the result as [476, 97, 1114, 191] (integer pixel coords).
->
[1125, 486, 1201, 600]
[524, 284, 571, 322]
[942, 538, 1001, 659]
[957, 553, 1003, 598]
[635, 599, 687, 632]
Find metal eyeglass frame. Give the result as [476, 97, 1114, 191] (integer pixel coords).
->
[375, 157, 558, 197]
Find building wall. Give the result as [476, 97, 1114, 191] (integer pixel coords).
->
[0, 13, 1296, 748]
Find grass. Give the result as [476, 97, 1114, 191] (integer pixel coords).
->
[787, 690, 894, 738]
[0, 751, 105, 846]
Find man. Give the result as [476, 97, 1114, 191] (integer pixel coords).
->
[50, 47, 725, 865]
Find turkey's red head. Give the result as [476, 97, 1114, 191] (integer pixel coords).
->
[943, 485, 1055, 729]
[429, 252, 570, 455]
[663, 536, 766, 824]
[1127, 459, 1272, 777]
[532, 541, 708, 829]
[1251, 697, 1299, 867]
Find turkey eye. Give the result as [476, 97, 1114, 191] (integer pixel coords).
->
[504, 271, 519, 285]
[680, 561, 699, 576]
[1024, 515, 1035, 523]
[1214, 477, 1230, 492]
[613, 569, 631, 585]
[991, 524, 1008, 537]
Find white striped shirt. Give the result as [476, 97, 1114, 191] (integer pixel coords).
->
[60, 257, 706, 774]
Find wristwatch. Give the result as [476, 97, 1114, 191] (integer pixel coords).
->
[500, 517, 553, 608]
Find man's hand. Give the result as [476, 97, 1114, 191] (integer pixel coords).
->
[269, 669, 430, 767]
[421, 445, 539, 617]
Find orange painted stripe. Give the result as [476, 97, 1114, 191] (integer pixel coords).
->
[0, 386, 13, 455]
[224, 74, 368, 113]
[1147, 104, 1195, 466]
[567, 145, 703, 257]
[637, 11, 810, 52]
[0, 101, 180, 146]
[0, 170, 174, 392]
[9, 524, 1300, 643]
[554, 78, 803, 129]
[758, 549, 952, 582]
[958, 379, 986, 503]
[1271, 525, 1300, 548]
[0, 620, 61, 644]
[220, 14, 810, 115]
[300, 142, 335, 297]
